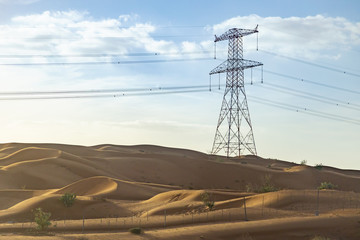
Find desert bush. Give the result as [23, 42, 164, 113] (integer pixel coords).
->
[300, 159, 307, 165]
[129, 227, 142, 234]
[311, 236, 331, 240]
[245, 175, 278, 193]
[246, 183, 254, 193]
[242, 232, 254, 240]
[318, 182, 337, 190]
[33, 208, 51, 231]
[257, 175, 278, 193]
[60, 193, 76, 207]
[314, 163, 323, 170]
[200, 192, 215, 211]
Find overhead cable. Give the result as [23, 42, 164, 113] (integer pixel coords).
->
[260, 49, 360, 78]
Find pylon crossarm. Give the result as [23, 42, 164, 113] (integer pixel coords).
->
[210, 59, 263, 75]
[214, 28, 258, 42]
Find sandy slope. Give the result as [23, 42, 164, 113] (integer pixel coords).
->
[0, 142, 359, 239]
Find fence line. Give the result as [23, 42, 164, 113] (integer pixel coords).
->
[0, 190, 359, 233]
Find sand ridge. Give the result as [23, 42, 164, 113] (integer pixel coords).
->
[0, 143, 359, 239]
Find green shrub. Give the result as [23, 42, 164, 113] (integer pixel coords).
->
[311, 236, 331, 240]
[200, 192, 215, 211]
[129, 227, 142, 234]
[33, 208, 51, 231]
[318, 182, 337, 190]
[257, 175, 278, 193]
[60, 193, 77, 207]
[300, 160, 307, 165]
[246, 183, 253, 193]
[314, 163, 323, 170]
[245, 175, 278, 193]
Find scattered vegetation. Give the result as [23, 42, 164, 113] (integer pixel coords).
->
[129, 227, 142, 234]
[216, 158, 224, 163]
[318, 182, 337, 190]
[200, 192, 215, 211]
[314, 163, 323, 170]
[60, 193, 77, 207]
[242, 232, 254, 240]
[33, 208, 51, 231]
[246, 183, 253, 193]
[246, 175, 279, 193]
[257, 175, 279, 193]
[311, 236, 332, 240]
[300, 160, 307, 165]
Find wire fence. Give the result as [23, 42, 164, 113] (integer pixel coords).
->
[1, 190, 359, 233]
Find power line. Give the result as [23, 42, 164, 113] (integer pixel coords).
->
[1, 34, 212, 40]
[0, 51, 214, 59]
[261, 69, 360, 95]
[0, 88, 211, 101]
[256, 82, 360, 111]
[260, 49, 360, 78]
[3, 25, 208, 29]
[247, 96, 360, 126]
[212, 90, 360, 125]
[0, 85, 211, 96]
[1, 81, 358, 126]
[0, 57, 214, 66]
[251, 96, 360, 124]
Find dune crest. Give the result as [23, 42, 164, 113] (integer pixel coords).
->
[0, 147, 61, 168]
[55, 176, 118, 196]
[0, 143, 359, 239]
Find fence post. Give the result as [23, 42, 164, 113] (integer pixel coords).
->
[82, 214, 85, 233]
[315, 189, 319, 216]
[244, 197, 248, 221]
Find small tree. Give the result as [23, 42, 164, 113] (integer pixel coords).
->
[201, 192, 215, 211]
[33, 208, 51, 231]
[318, 182, 337, 190]
[257, 175, 278, 193]
[300, 160, 307, 165]
[314, 163, 323, 170]
[129, 227, 142, 234]
[60, 193, 77, 207]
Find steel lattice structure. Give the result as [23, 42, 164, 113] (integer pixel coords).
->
[210, 27, 263, 157]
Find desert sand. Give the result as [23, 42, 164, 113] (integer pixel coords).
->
[0, 142, 359, 239]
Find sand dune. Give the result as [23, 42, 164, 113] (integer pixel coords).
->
[0, 142, 359, 239]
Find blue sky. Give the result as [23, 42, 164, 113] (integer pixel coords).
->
[0, 0, 359, 169]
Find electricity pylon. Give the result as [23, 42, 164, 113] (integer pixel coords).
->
[210, 27, 263, 157]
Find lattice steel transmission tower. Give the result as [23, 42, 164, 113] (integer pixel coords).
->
[210, 27, 263, 157]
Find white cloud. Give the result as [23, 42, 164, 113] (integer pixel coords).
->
[3, 11, 356, 62]
[0, 0, 39, 5]
[212, 14, 360, 59]
[0, 11, 180, 59]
